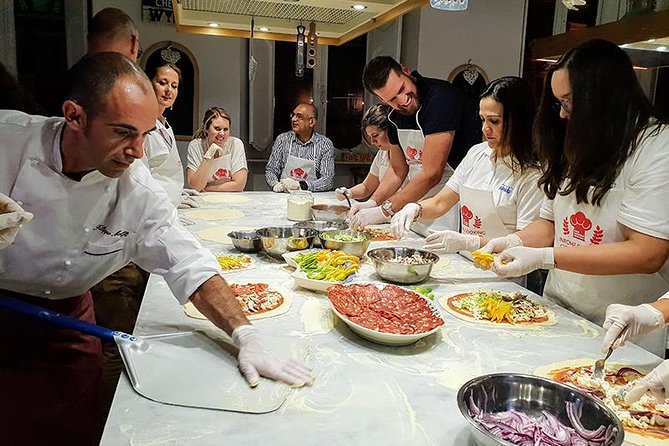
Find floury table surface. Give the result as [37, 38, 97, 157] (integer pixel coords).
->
[101, 192, 660, 446]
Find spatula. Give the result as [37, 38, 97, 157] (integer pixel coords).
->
[593, 326, 628, 380]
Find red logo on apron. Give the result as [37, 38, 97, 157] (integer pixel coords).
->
[290, 167, 308, 180]
[562, 212, 605, 245]
[461, 206, 473, 227]
[212, 168, 230, 181]
[405, 146, 422, 163]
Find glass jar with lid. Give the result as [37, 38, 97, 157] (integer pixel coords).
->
[287, 190, 314, 221]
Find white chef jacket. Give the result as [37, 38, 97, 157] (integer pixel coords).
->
[0, 111, 221, 303]
[446, 142, 544, 233]
[142, 119, 184, 206]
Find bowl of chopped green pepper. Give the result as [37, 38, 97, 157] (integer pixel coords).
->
[319, 230, 371, 257]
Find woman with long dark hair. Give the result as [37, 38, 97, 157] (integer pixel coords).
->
[391, 76, 544, 257]
[482, 39, 669, 354]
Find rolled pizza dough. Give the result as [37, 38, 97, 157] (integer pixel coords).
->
[202, 194, 251, 204]
[184, 208, 244, 221]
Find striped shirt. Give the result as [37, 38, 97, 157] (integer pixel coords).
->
[265, 130, 335, 192]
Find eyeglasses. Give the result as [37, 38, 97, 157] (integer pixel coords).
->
[289, 112, 312, 121]
[553, 97, 572, 113]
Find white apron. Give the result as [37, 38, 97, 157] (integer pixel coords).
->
[280, 145, 316, 182]
[205, 140, 236, 186]
[145, 120, 183, 205]
[545, 188, 668, 356]
[388, 109, 459, 235]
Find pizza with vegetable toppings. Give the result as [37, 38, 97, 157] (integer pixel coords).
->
[327, 284, 444, 335]
[215, 253, 254, 272]
[439, 290, 556, 326]
[363, 227, 396, 241]
[535, 359, 669, 446]
[184, 283, 291, 320]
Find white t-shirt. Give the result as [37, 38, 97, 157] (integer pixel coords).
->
[369, 150, 390, 178]
[0, 111, 221, 303]
[540, 124, 669, 240]
[142, 119, 184, 206]
[446, 142, 544, 232]
[186, 137, 247, 185]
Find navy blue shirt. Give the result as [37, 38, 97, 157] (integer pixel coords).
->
[387, 71, 480, 169]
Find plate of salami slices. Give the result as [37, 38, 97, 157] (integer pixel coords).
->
[327, 283, 444, 346]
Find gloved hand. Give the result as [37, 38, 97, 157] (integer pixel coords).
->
[204, 143, 224, 160]
[179, 215, 195, 226]
[182, 188, 201, 196]
[478, 233, 524, 254]
[391, 203, 420, 239]
[492, 246, 554, 278]
[349, 206, 388, 230]
[347, 199, 377, 220]
[625, 360, 669, 404]
[281, 178, 301, 191]
[423, 229, 480, 253]
[602, 303, 665, 353]
[335, 187, 351, 201]
[0, 193, 33, 250]
[232, 325, 314, 388]
[272, 182, 287, 193]
[178, 194, 200, 209]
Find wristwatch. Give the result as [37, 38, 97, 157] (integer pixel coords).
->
[381, 200, 395, 217]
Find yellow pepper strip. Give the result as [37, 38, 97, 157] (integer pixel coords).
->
[472, 250, 495, 270]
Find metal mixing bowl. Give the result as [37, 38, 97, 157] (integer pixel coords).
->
[256, 227, 318, 259]
[457, 373, 624, 446]
[319, 230, 371, 257]
[311, 204, 349, 222]
[227, 230, 262, 253]
[367, 247, 439, 284]
[294, 220, 349, 247]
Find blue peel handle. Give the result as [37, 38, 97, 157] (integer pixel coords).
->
[0, 293, 134, 343]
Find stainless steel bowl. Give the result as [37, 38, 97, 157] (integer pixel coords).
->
[319, 230, 371, 258]
[457, 373, 624, 446]
[256, 227, 319, 259]
[311, 204, 349, 222]
[294, 220, 349, 247]
[367, 247, 439, 284]
[227, 231, 262, 253]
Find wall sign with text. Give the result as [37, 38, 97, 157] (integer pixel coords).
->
[142, 0, 174, 24]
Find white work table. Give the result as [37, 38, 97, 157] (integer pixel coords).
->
[101, 192, 660, 446]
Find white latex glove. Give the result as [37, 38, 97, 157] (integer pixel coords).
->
[335, 187, 351, 201]
[347, 199, 377, 220]
[232, 325, 314, 388]
[479, 233, 524, 254]
[349, 206, 388, 230]
[179, 215, 195, 226]
[281, 178, 301, 191]
[0, 193, 33, 250]
[492, 246, 554, 278]
[423, 229, 480, 253]
[178, 194, 199, 209]
[602, 303, 665, 353]
[182, 188, 201, 196]
[391, 203, 420, 239]
[272, 182, 287, 193]
[625, 360, 669, 404]
[204, 143, 224, 160]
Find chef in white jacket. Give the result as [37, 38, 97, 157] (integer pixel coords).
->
[0, 53, 312, 445]
[481, 40, 669, 356]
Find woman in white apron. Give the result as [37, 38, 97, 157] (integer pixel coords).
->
[186, 107, 248, 192]
[391, 77, 543, 257]
[483, 40, 669, 356]
[336, 104, 407, 202]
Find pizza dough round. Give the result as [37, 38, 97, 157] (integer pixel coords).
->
[202, 194, 251, 204]
[438, 291, 557, 328]
[196, 226, 254, 244]
[184, 208, 244, 221]
[183, 288, 292, 321]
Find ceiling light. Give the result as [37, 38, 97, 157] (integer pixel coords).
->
[352, 4, 366, 10]
[259, 27, 270, 32]
[647, 39, 656, 43]
[208, 23, 219, 28]
[658, 46, 668, 51]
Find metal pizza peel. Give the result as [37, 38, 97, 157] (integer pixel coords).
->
[0, 294, 294, 413]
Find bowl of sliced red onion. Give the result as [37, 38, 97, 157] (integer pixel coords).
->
[457, 373, 624, 446]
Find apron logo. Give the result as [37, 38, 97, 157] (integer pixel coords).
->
[212, 168, 230, 181]
[461, 206, 481, 228]
[405, 147, 422, 164]
[290, 167, 308, 180]
[562, 212, 605, 245]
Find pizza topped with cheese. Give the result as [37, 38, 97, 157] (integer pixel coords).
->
[215, 253, 254, 271]
[363, 227, 396, 241]
[536, 359, 669, 445]
[184, 283, 291, 321]
[439, 290, 556, 326]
